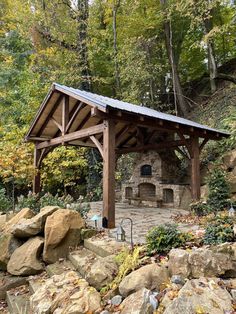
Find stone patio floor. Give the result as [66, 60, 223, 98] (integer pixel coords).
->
[86, 202, 199, 244]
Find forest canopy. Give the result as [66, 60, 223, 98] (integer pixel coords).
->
[0, 0, 235, 201]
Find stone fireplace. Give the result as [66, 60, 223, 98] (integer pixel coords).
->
[121, 151, 191, 208]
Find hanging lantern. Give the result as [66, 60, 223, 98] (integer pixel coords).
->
[229, 204, 235, 217]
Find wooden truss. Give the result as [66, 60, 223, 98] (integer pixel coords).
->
[27, 91, 228, 229]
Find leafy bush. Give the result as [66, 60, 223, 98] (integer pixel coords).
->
[204, 215, 235, 245]
[146, 223, 192, 254]
[17, 192, 90, 218]
[190, 201, 211, 216]
[17, 192, 39, 211]
[0, 188, 12, 212]
[207, 168, 230, 212]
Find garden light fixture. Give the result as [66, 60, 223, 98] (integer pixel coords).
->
[116, 217, 134, 249]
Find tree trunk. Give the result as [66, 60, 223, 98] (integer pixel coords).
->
[204, 9, 217, 93]
[160, 0, 190, 117]
[112, 0, 121, 96]
[76, 0, 91, 91]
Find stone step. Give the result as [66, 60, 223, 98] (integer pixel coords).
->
[0, 273, 28, 300]
[46, 260, 76, 277]
[68, 247, 99, 277]
[84, 237, 126, 257]
[6, 289, 30, 314]
[28, 277, 44, 295]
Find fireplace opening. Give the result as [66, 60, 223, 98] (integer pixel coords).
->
[138, 183, 156, 198]
[163, 188, 174, 203]
[140, 164, 152, 176]
[125, 187, 133, 199]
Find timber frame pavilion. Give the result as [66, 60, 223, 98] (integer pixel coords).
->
[25, 83, 230, 228]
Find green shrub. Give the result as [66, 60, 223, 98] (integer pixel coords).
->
[190, 201, 211, 216]
[207, 168, 230, 212]
[17, 192, 39, 211]
[0, 188, 12, 212]
[17, 192, 90, 218]
[146, 223, 192, 254]
[204, 215, 235, 245]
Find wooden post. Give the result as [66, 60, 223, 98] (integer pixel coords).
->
[102, 119, 116, 228]
[190, 136, 201, 201]
[33, 146, 41, 194]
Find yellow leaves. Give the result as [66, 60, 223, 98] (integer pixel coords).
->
[195, 305, 206, 314]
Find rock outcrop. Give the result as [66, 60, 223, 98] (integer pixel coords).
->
[86, 255, 118, 290]
[0, 233, 22, 270]
[2, 208, 34, 233]
[7, 236, 44, 276]
[12, 206, 59, 238]
[120, 288, 153, 314]
[43, 208, 85, 263]
[119, 263, 169, 297]
[30, 271, 101, 314]
[169, 243, 236, 278]
[163, 277, 233, 314]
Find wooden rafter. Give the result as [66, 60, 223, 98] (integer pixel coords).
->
[66, 101, 85, 132]
[37, 123, 105, 149]
[37, 94, 63, 137]
[117, 138, 191, 154]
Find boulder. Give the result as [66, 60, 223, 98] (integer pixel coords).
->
[163, 277, 233, 314]
[43, 208, 85, 264]
[189, 248, 233, 278]
[11, 206, 59, 238]
[169, 244, 236, 279]
[228, 174, 236, 194]
[2, 208, 34, 233]
[119, 264, 169, 297]
[168, 249, 191, 278]
[0, 233, 22, 270]
[86, 255, 118, 290]
[223, 149, 236, 170]
[7, 236, 44, 276]
[30, 271, 101, 314]
[0, 214, 6, 230]
[120, 288, 153, 314]
[0, 273, 27, 299]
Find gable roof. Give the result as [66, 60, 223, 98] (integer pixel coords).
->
[26, 82, 230, 143]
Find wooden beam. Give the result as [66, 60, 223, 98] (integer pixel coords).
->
[62, 95, 69, 136]
[117, 138, 191, 154]
[75, 110, 91, 131]
[118, 130, 137, 148]
[175, 147, 190, 160]
[92, 108, 227, 140]
[50, 118, 63, 132]
[102, 119, 116, 229]
[199, 138, 209, 152]
[90, 136, 104, 159]
[33, 147, 41, 194]
[190, 136, 201, 201]
[37, 94, 63, 136]
[116, 125, 134, 147]
[36, 123, 105, 149]
[66, 101, 85, 132]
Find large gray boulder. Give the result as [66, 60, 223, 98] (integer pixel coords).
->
[86, 255, 118, 290]
[163, 277, 233, 314]
[120, 288, 153, 314]
[7, 236, 44, 276]
[11, 206, 59, 238]
[0, 233, 22, 270]
[119, 264, 169, 297]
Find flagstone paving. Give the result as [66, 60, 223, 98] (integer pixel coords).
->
[87, 202, 198, 244]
